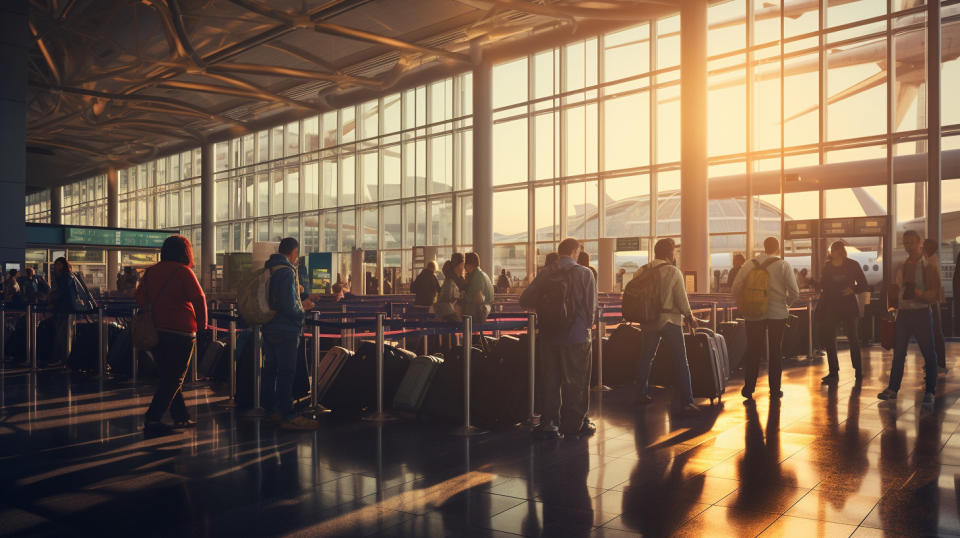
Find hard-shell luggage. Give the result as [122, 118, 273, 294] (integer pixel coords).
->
[198, 332, 227, 379]
[718, 320, 746, 371]
[315, 347, 353, 402]
[106, 327, 157, 378]
[685, 328, 727, 405]
[600, 323, 644, 386]
[321, 341, 414, 413]
[393, 355, 444, 413]
[489, 334, 533, 426]
[68, 321, 121, 373]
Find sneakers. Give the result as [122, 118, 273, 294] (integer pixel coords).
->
[679, 403, 701, 415]
[877, 389, 898, 400]
[821, 373, 838, 384]
[923, 391, 935, 405]
[173, 419, 197, 428]
[532, 427, 563, 441]
[280, 416, 321, 430]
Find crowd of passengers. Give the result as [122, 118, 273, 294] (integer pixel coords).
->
[1, 229, 953, 438]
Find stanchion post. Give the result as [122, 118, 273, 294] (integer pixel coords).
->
[363, 313, 397, 422]
[0, 305, 6, 371]
[131, 308, 139, 386]
[592, 306, 611, 392]
[711, 302, 718, 332]
[307, 311, 331, 415]
[452, 315, 486, 436]
[97, 305, 105, 378]
[228, 309, 237, 405]
[244, 326, 266, 417]
[807, 298, 815, 360]
[526, 313, 538, 427]
[27, 305, 36, 372]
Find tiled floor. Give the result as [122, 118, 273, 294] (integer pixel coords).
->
[2, 344, 960, 537]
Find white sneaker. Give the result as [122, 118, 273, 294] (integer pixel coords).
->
[923, 392, 935, 405]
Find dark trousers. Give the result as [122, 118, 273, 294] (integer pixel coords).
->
[888, 308, 939, 393]
[932, 304, 946, 369]
[261, 330, 301, 418]
[145, 331, 195, 423]
[821, 314, 862, 374]
[743, 319, 786, 395]
[540, 340, 592, 434]
[52, 314, 71, 364]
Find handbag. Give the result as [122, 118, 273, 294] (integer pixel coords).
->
[132, 269, 177, 350]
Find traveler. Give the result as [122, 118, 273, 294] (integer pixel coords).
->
[17, 267, 50, 306]
[727, 253, 746, 290]
[48, 258, 78, 365]
[137, 236, 208, 436]
[2, 269, 20, 304]
[449, 252, 467, 291]
[577, 251, 598, 282]
[616, 268, 626, 292]
[495, 269, 511, 294]
[878, 230, 941, 404]
[631, 238, 700, 413]
[331, 282, 345, 302]
[412, 261, 441, 307]
[520, 237, 597, 439]
[261, 238, 317, 430]
[817, 241, 869, 384]
[924, 239, 947, 374]
[434, 260, 462, 322]
[117, 267, 139, 296]
[731, 237, 800, 400]
[462, 252, 494, 325]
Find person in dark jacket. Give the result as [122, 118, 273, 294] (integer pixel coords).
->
[18, 268, 50, 306]
[411, 261, 440, 307]
[818, 241, 869, 384]
[924, 239, 946, 373]
[495, 269, 511, 294]
[262, 238, 317, 430]
[47, 258, 75, 365]
[137, 236, 208, 436]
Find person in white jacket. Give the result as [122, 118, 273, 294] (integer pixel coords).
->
[731, 237, 800, 400]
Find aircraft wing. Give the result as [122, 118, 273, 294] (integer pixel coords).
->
[782, 70, 886, 124]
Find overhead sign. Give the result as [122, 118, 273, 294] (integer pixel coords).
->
[64, 227, 173, 248]
[309, 252, 333, 294]
[364, 250, 378, 264]
[854, 216, 887, 236]
[821, 218, 854, 237]
[784, 220, 818, 240]
[615, 237, 641, 252]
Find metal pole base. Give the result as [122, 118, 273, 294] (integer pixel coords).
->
[515, 415, 541, 431]
[362, 411, 399, 422]
[304, 404, 332, 415]
[242, 407, 267, 418]
[451, 425, 488, 436]
[591, 384, 612, 392]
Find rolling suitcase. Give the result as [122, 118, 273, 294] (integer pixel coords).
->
[315, 347, 354, 402]
[393, 355, 444, 413]
[600, 323, 644, 386]
[68, 322, 101, 373]
[685, 328, 726, 405]
[718, 320, 746, 372]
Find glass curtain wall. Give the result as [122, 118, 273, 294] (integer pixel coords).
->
[25, 191, 51, 223]
[61, 174, 107, 226]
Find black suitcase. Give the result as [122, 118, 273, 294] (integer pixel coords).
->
[718, 320, 746, 371]
[106, 327, 156, 378]
[685, 329, 726, 405]
[420, 344, 498, 426]
[321, 341, 414, 413]
[197, 331, 227, 379]
[68, 322, 101, 373]
[600, 324, 644, 386]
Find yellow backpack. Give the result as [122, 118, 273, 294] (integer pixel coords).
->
[738, 258, 779, 317]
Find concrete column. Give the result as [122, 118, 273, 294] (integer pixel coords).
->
[927, 0, 941, 247]
[0, 2, 27, 265]
[679, 0, 709, 291]
[50, 186, 62, 225]
[106, 168, 119, 291]
[201, 143, 215, 288]
[598, 238, 615, 293]
[472, 50, 494, 276]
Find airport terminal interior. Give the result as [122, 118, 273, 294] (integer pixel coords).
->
[3, 0, 960, 536]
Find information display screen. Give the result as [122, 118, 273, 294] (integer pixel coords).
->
[64, 227, 173, 248]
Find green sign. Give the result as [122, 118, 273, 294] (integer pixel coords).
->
[615, 237, 641, 252]
[364, 250, 378, 264]
[64, 227, 173, 248]
[309, 252, 333, 294]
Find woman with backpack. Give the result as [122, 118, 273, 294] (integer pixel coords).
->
[136, 236, 208, 436]
[817, 241, 869, 384]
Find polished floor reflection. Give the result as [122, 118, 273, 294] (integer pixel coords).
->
[2, 344, 960, 537]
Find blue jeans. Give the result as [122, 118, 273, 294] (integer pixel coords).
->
[635, 323, 694, 405]
[261, 331, 301, 418]
[888, 308, 939, 393]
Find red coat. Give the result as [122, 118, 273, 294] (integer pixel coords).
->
[135, 261, 208, 334]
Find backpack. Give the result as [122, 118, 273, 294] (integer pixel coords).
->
[237, 265, 287, 325]
[535, 265, 575, 336]
[737, 257, 779, 317]
[67, 273, 97, 313]
[622, 263, 670, 324]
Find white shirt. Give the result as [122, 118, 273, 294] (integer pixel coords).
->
[731, 253, 800, 320]
[633, 259, 693, 330]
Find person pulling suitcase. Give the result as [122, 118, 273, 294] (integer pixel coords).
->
[628, 238, 700, 414]
[731, 237, 800, 400]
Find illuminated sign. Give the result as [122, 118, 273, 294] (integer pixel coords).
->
[64, 227, 173, 248]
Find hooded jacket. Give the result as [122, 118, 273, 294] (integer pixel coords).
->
[262, 254, 304, 334]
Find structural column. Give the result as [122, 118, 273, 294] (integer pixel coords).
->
[201, 143, 215, 288]
[50, 186, 62, 225]
[0, 1, 27, 265]
[679, 0, 709, 291]
[472, 50, 494, 276]
[927, 0, 941, 247]
[106, 167, 119, 290]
